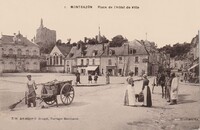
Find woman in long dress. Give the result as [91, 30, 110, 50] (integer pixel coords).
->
[124, 71, 136, 106]
[141, 74, 152, 107]
[170, 73, 179, 105]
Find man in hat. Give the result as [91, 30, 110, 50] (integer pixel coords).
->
[26, 74, 37, 108]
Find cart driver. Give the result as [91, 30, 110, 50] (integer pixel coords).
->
[26, 74, 37, 108]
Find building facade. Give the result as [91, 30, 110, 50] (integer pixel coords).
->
[46, 44, 72, 72]
[0, 33, 40, 72]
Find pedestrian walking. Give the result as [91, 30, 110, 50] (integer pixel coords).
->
[88, 73, 92, 83]
[94, 73, 98, 83]
[26, 74, 37, 108]
[152, 73, 158, 94]
[106, 71, 110, 84]
[170, 73, 179, 105]
[75, 71, 81, 84]
[141, 74, 152, 107]
[159, 72, 166, 98]
[124, 71, 136, 107]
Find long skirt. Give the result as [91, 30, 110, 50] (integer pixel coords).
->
[143, 86, 152, 107]
[124, 85, 135, 106]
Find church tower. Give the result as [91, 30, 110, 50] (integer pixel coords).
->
[35, 18, 56, 45]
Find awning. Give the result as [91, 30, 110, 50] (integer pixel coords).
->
[86, 66, 98, 71]
[188, 64, 199, 71]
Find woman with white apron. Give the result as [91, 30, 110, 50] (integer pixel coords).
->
[124, 71, 136, 106]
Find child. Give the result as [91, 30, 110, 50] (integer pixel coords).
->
[94, 73, 98, 83]
[88, 73, 92, 83]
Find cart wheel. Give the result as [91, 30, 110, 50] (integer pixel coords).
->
[60, 83, 74, 105]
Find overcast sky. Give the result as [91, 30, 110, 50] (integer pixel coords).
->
[0, 0, 199, 47]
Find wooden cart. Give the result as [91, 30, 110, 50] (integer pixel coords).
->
[39, 80, 75, 106]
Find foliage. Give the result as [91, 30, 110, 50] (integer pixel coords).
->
[110, 35, 128, 47]
[158, 42, 191, 58]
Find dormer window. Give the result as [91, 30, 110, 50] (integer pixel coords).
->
[17, 49, 22, 55]
[129, 49, 136, 54]
[109, 50, 115, 55]
[93, 50, 98, 56]
[9, 48, 13, 55]
[33, 50, 37, 55]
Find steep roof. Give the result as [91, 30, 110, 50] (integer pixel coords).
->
[127, 40, 149, 55]
[0, 34, 38, 47]
[66, 46, 82, 59]
[56, 44, 72, 56]
[85, 44, 104, 57]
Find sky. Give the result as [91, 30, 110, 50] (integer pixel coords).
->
[0, 0, 199, 47]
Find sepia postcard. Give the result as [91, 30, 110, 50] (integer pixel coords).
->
[0, 0, 199, 130]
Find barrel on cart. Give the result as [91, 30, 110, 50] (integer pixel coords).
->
[40, 80, 74, 106]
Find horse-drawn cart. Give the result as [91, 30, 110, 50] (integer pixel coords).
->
[39, 80, 75, 106]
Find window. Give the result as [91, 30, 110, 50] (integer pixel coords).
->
[119, 57, 123, 64]
[33, 50, 37, 55]
[109, 50, 115, 55]
[108, 59, 112, 65]
[53, 56, 56, 65]
[60, 56, 63, 65]
[50, 57, 52, 65]
[67, 61, 69, 66]
[9, 62, 13, 64]
[26, 50, 29, 55]
[87, 59, 89, 65]
[129, 49, 133, 54]
[56, 56, 58, 65]
[9, 48, 13, 55]
[33, 62, 38, 65]
[129, 49, 136, 54]
[135, 57, 139, 63]
[81, 59, 84, 65]
[93, 50, 98, 56]
[92, 59, 95, 65]
[17, 49, 22, 55]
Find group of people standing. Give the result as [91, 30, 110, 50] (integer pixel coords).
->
[124, 71, 152, 107]
[152, 72, 179, 105]
[88, 73, 98, 83]
[124, 70, 180, 108]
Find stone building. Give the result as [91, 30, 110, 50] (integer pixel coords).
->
[46, 44, 72, 72]
[100, 40, 154, 76]
[35, 19, 56, 45]
[0, 32, 40, 72]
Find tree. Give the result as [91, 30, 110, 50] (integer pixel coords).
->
[87, 38, 98, 45]
[100, 35, 109, 43]
[110, 35, 128, 47]
[158, 42, 191, 58]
